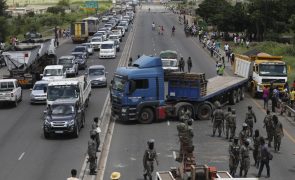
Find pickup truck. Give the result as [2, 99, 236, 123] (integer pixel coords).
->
[0, 79, 22, 106]
[43, 99, 85, 138]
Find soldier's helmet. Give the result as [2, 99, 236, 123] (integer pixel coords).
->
[147, 139, 155, 149]
[248, 106, 252, 110]
[231, 109, 236, 114]
[245, 138, 251, 146]
[242, 123, 248, 128]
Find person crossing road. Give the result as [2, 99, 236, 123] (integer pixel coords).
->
[187, 57, 192, 73]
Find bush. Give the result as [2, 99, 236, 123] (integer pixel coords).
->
[47, 6, 65, 14]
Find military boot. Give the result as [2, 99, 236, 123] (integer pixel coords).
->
[143, 174, 147, 180]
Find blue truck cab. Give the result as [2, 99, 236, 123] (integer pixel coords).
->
[111, 56, 166, 123]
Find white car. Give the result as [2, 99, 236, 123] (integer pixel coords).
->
[90, 37, 104, 50]
[30, 80, 48, 104]
[0, 79, 22, 106]
[42, 65, 66, 81]
[116, 26, 125, 37]
[82, 43, 94, 55]
[108, 35, 121, 52]
[111, 30, 123, 42]
[99, 41, 116, 59]
[96, 31, 108, 40]
[118, 21, 129, 32]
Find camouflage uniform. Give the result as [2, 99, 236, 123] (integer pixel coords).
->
[212, 107, 224, 137]
[273, 120, 284, 152]
[239, 124, 250, 145]
[143, 140, 159, 180]
[253, 132, 261, 168]
[239, 142, 250, 177]
[224, 108, 232, 139]
[229, 139, 240, 177]
[176, 119, 194, 162]
[245, 109, 257, 137]
[263, 113, 274, 147]
[87, 138, 97, 175]
[228, 110, 237, 140]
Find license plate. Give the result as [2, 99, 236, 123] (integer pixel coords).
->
[55, 131, 63, 134]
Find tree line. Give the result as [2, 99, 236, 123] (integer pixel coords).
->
[196, 0, 295, 42]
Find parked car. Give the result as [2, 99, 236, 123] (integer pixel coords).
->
[57, 55, 78, 77]
[0, 79, 22, 107]
[87, 65, 108, 87]
[71, 46, 89, 59]
[73, 54, 87, 70]
[30, 80, 48, 104]
[81, 43, 94, 55]
[90, 37, 104, 51]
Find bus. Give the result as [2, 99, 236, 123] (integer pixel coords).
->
[82, 17, 99, 35]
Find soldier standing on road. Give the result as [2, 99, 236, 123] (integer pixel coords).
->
[229, 136, 240, 177]
[263, 110, 274, 147]
[273, 115, 284, 152]
[178, 57, 185, 72]
[91, 117, 101, 152]
[228, 109, 237, 141]
[224, 107, 232, 139]
[257, 137, 271, 178]
[253, 129, 261, 168]
[212, 105, 224, 137]
[128, 57, 133, 66]
[239, 123, 250, 145]
[245, 106, 257, 137]
[88, 132, 97, 175]
[239, 139, 251, 177]
[187, 57, 192, 73]
[143, 139, 159, 180]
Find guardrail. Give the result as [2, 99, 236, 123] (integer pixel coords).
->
[201, 40, 223, 61]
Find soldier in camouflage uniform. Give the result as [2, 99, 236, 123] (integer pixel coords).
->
[212, 105, 224, 137]
[229, 136, 240, 177]
[176, 119, 194, 162]
[239, 123, 250, 145]
[273, 115, 284, 152]
[91, 117, 101, 152]
[253, 129, 261, 168]
[228, 109, 237, 141]
[263, 110, 274, 147]
[143, 139, 159, 180]
[88, 132, 97, 175]
[245, 106, 257, 137]
[239, 139, 251, 177]
[224, 107, 232, 139]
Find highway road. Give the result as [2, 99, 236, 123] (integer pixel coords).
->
[0, 21, 132, 180]
[102, 5, 295, 180]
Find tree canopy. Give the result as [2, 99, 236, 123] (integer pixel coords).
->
[0, 0, 7, 16]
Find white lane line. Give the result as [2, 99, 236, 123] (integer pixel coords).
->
[167, 120, 170, 126]
[18, 152, 25, 160]
[173, 151, 176, 160]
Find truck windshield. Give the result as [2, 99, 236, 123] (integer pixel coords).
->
[47, 85, 79, 101]
[0, 82, 14, 91]
[112, 77, 125, 92]
[51, 104, 75, 115]
[44, 69, 63, 76]
[259, 64, 287, 76]
[162, 60, 177, 67]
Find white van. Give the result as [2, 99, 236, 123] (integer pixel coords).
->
[99, 41, 116, 59]
[42, 65, 66, 81]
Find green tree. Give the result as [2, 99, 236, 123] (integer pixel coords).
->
[0, 16, 8, 41]
[288, 14, 295, 47]
[0, 0, 7, 16]
[57, 0, 70, 7]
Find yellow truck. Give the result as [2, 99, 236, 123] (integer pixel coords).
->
[234, 52, 287, 97]
[71, 22, 89, 43]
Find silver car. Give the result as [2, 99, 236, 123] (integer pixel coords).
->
[81, 43, 94, 55]
[30, 80, 48, 104]
[87, 65, 108, 87]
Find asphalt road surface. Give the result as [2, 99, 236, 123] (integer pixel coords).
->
[103, 5, 295, 180]
[0, 22, 132, 180]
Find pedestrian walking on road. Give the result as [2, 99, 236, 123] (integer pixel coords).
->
[128, 57, 133, 66]
[271, 86, 279, 113]
[262, 86, 269, 109]
[67, 169, 79, 180]
[263, 110, 274, 147]
[229, 136, 240, 177]
[253, 129, 261, 168]
[212, 105, 224, 137]
[273, 115, 284, 153]
[257, 137, 271, 178]
[239, 139, 251, 177]
[143, 139, 159, 180]
[88, 132, 97, 175]
[110, 172, 121, 180]
[91, 117, 101, 152]
[187, 57, 192, 73]
[245, 106, 257, 137]
[178, 57, 185, 72]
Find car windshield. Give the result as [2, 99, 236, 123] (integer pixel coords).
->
[259, 64, 287, 76]
[89, 68, 104, 76]
[162, 60, 177, 67]
[0, 81, 14, 91]
[51, 104, 75, 115]
[92, 38, 102, 42]
[109, 36, 118, 40]
[47, 85, 79, 101]
[59, 59, 73, 68]
[73, 47, 85, 52]
[33, 83, 48, 90]
[73, 54, 84, 59]
[101, 44, 113, 49]
[112, 77, 126, 92]
[44, 69, 63, 76]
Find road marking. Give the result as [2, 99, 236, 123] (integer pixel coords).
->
[18, 152, 25, 160]
[251, 98, 295, 144]
[173, 151, 176, 160]
[167, 120, 170, 126]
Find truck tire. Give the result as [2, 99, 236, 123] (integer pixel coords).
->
[138, 108, 154, 124]
[197, 103, 212, 120]
[73, 125, 79, 138]
[229, 90, 237, 105]
[176, 103, 194, 121]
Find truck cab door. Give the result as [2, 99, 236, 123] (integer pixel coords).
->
[127, 79, 153, 105]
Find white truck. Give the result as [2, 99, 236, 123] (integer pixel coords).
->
[0, 79, 22, 107]
[46, 76, 91, 109]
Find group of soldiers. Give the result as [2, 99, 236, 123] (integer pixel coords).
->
[212, 103, 284, 178]
[178, 56, 193, 73]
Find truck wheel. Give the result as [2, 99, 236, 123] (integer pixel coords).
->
[197, 103, 212, 120]
[73, 125, 79, 138]
[138, 108, 154, 124]
[177, 104, 194, 121]
[229, 90, 237, 105]
[236, 88, 241, 102]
